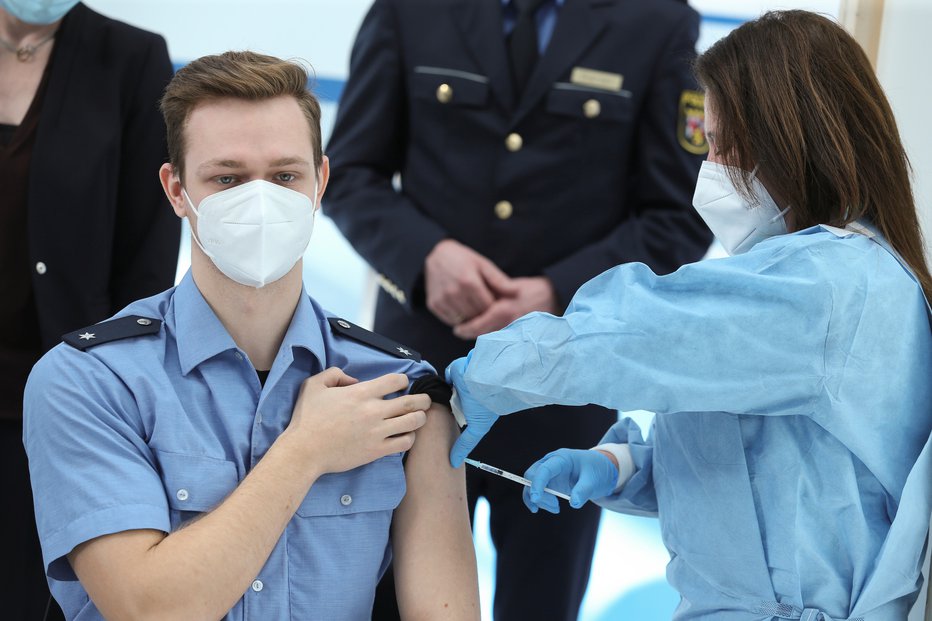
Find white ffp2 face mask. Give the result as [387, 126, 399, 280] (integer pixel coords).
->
[692, 161, 789, 255]
[183, 179, 317, 288]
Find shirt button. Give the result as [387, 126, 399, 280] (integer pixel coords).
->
[494, 200, 514, 220]
[436, 83, 453, 103]
[35, 261, 47, 275]
[583, 98, 601, 119]
[252, 579, 263, 592]
[234, 352, 244, 361]
[256, 411, 263, 424]
[176, 489, 189, 502]
[340, 494, 353, 506]
[505, 132, 523, 152]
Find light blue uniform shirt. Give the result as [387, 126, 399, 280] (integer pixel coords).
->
[460, 225, 932, 620]
[24, 272, 436, 620]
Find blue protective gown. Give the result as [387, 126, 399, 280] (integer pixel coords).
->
[460, 224, 932, 620]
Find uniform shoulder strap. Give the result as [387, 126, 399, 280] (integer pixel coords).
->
[327, 317, 422, 362]
[62, 315, 162, 351]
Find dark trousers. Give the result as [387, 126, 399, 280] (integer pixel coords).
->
[372, 403, 613, 620]
[1, 420, 65, 621]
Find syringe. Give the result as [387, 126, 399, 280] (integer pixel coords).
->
[464, 458, 571, 501]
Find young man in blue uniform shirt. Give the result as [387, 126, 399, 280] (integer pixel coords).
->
[23, 51, 479, 620]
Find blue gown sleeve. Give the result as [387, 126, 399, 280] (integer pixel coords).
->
[594, 418, 658, 516]
[461, 244, 832, 418]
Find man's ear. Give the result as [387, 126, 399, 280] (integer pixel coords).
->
[159, 163, 187, 218]
[315, 155, 330, 212]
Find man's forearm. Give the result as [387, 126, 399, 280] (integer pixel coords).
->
[71, 432, 319, 621]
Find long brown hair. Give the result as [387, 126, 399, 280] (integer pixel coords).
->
[694, 10, 932, 300]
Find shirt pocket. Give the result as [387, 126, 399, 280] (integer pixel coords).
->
[156, 450, 239, 530]
[295, 454, 406, 517]
[546, 82, 634, 122]
[411, 65, 490, 108]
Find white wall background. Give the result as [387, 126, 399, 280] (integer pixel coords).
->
[81, 1, 930, 619]
[877, 0, 932, 259]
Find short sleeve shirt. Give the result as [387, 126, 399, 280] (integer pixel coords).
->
[23, 271, 437, 620]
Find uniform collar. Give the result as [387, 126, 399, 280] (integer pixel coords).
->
[273, 285, 327, 373]
[173, 271, 326, 375]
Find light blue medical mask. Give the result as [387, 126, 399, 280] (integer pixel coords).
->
[0, 0, 78, 25]
[692, 161, 790, 255]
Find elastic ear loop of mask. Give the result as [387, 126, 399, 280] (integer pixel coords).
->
[181, 188, 212, 259]
[732, 201, 792, 252]
[749, 166, 792, 222]
[726, 165, 789, 252]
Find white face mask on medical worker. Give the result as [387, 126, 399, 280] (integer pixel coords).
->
[692, 161, 790, 256]
[183, 179, 318, 288]
[0, 0, 79, 24]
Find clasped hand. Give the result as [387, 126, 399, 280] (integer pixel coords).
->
[285, 368, 431, 475]
[424, 239, 557, 339]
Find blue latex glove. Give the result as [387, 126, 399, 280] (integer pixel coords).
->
[523, 449, 619, 514]
[445, 354, 500, 467]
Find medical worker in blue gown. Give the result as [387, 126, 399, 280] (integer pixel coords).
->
[446, 11, 932, 621]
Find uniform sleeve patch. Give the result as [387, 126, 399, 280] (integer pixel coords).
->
[677, 90, 709, 155]
[327, 317, 422, 362]
[62, 315, 162, 351]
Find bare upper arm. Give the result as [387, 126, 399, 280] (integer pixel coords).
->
[403, 403, 461, 481]
[393, 404, 479, 620]
[396, 402, 466, 525]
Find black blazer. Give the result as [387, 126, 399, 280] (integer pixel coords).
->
[28, 3, 179, 351]
[325, 0, 712, 372]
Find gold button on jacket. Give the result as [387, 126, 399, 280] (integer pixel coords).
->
[436, 83, 453, 103]
[583, 98, 601, 119]
[495, 200, 514, 220]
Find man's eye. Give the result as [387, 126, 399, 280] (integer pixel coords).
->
[277, 173, 296, 183]
[217, 175, 235, 185]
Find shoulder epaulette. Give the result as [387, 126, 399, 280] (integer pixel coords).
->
[328, 317, 421, 362]
[62, 315, 162, 351]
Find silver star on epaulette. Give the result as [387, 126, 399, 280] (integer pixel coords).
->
[397, 347, 412, 357]
[78, 332, 96, 341]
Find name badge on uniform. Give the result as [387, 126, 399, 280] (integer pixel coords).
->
[570, 67, 623, 92]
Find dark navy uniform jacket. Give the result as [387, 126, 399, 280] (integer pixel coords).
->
[325, 0, 713, 467]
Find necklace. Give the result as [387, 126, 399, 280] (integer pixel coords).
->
[0, 30, 56, 62]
